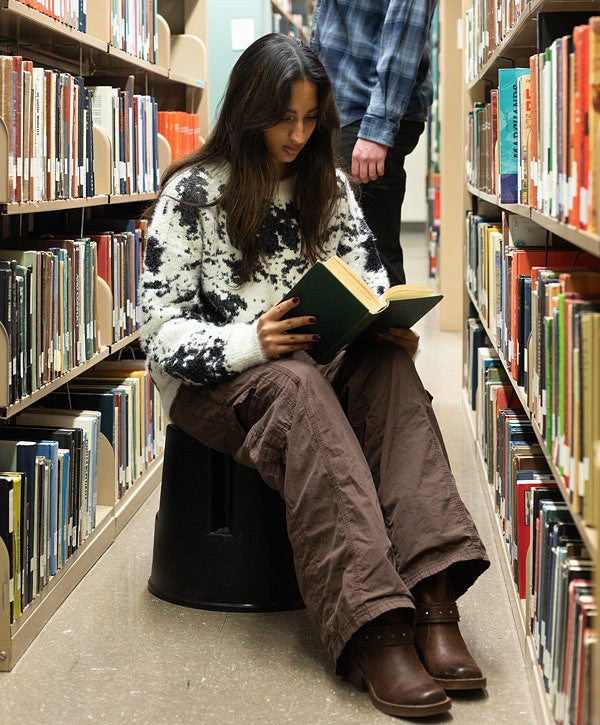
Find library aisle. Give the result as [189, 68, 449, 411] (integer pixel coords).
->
[0, 231, 542, 724]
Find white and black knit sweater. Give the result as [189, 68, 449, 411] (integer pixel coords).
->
[139, 161, 389, 414]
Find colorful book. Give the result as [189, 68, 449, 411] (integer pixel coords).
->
[498, 67, 530, 203]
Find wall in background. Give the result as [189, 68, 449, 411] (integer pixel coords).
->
[402, 128, 428, 224]
[207, 0, 271, 127]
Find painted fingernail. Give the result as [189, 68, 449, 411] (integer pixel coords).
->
[312, 334, 321, 341]
[292, 297, 300, 303]
[309, 317, 317, 323]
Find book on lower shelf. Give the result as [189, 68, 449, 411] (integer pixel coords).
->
[282, 256, 443, 364]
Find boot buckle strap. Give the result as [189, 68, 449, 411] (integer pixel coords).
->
[416, 603, 460, 623]
[353, 623, 414, 647]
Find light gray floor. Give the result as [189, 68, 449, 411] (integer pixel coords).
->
[0, 230, 542, 724]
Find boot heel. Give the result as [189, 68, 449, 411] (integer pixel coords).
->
[338, 654, 367, 692]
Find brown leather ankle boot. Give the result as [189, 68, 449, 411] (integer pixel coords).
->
[413, 572, 486, 691]
[338, 610, 451, 718]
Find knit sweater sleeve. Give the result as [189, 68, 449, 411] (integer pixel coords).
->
[139, 182, 267, 386]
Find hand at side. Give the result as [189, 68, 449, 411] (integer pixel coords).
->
[351, 138, 388, 183]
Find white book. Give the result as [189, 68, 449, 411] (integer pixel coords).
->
[32, 67, 46, 202]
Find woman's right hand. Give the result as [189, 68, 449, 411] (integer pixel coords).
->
[257, 297, 320, 359]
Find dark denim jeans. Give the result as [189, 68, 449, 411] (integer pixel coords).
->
[337, 120, 426, 286]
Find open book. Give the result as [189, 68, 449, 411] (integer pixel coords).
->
[282, 256, 443, 364]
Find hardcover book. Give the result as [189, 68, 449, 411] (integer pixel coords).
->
[498, 67, 530, 203]
[281, 257, 443, 364]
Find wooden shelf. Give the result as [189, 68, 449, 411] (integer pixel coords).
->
[108, 191, 158, 205]
[0, 191, 158, 216]
[466, 184, 600, 257]
[0, 348, 111, 419]
[110, 332, 141, 355]
[0, 0, 107, 53]
[0, 195, 109, 215]
[106, 45, 169, 78]
[167, 70, 206, 89]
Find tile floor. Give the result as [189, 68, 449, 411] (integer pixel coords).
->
[0, 230, 544, 724]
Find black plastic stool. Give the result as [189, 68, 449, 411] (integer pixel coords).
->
[148, 424, 304, 612]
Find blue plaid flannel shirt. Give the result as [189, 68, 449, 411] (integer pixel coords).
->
[311, 0, 437, 147]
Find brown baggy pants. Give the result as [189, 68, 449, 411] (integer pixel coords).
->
[169, 343, 489, 665]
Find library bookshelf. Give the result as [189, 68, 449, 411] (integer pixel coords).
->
[0, 0, 208, 671]
[450, 0, 600, 721]
[270, 1, 312, 41]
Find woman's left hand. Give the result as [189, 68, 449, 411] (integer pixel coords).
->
[372, 327, 420, 359]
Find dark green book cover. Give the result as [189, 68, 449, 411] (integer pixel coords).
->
[282, 258, 443, 364]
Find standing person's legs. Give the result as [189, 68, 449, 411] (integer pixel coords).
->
[337, 120, 425, 286]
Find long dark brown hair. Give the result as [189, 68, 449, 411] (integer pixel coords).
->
[157, 33, 341, 282]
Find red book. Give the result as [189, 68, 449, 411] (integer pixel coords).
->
[90, 233, 113, 291]
[516, 477, 557, 596]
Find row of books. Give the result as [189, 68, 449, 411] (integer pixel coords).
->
[109, 0, 159, 63]
[0, 220, 146, 405]
[89, 218, 147, 345]
[15, 0, 87, 31]
[14, 1, 159, 65]
[467, 328, 597, 724]
[0, 238, 100, 404]
[0, 56, 95, 204]
[466, 210, 600, 523]
[466, 15, 600, 232]
[0, 359, 165, 624]
[464, 0, 529, 80]
[157, 111, 203, 164]
[88, 81, 159, 197]
[0, 54, 161, 204]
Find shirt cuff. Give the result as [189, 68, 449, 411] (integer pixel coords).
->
[358, 115, 398, 148]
